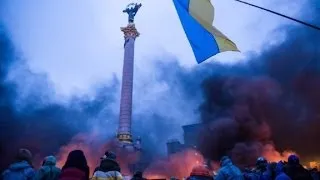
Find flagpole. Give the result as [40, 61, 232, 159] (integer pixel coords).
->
[234, 0, 320, 31]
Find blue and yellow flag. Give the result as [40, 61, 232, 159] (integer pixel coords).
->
[173, 0, 239, 63]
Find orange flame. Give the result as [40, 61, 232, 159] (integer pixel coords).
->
[55, 133, 139, 175]
[51, 133, 303, 179]
[144, 149, 205, 179]
[262, 144, 297, 162]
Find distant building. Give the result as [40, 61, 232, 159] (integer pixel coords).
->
[183, 123, 204, 148]
[167, 139, 185, 155]
[166, 123, 205, 156]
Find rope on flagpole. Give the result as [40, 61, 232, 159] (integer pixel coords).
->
[234, 0, 320, 31]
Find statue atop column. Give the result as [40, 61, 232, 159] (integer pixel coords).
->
[123, 3, 142, 24]
[118, 2, 141, 150]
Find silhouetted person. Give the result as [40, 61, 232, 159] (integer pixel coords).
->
[215, 156, 244, 180]
[94, 151, 118, 173]
[310, 168, 319, 180]
[186, 165, 213, 180]
[131, 171, 146, 180]
[269, 162, 278, 179]
[59, 150, 89, 180]
[275, 161, 291, 180]
[35, 156, 61, 180]
[243, 168, 254, 180]
[285, 155, 312, 180]
[252, 157, 270, 180]
[92, 151, 122, 180]
[1, 148, 35, 180]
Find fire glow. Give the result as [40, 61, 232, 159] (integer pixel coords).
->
[54, 134, 204, 179]
[144, 149, 205, 179]
[53, 133, 313, 179]
[55, 133, 139, 175]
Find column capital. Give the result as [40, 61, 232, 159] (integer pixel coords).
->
[117, 133, 133, 143]
[121, 23, 140, 39]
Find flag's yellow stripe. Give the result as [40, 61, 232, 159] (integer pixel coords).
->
[188, 0, 239, 52]
[189, 0, 214, 27]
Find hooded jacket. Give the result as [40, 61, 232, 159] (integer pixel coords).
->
[91, 171, 123, 180]
[35, 156, 61, 180]
[92, 159, 123, 180]
[215, 157, 244, 180]
[1, 161, 35, 180]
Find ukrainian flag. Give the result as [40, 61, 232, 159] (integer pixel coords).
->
[173, 0, 239, 63]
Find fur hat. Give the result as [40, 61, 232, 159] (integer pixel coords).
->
[16, 148, 32, 162]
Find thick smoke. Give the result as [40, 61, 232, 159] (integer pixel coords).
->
[0, 26, 196, 174]
[0, 26, 119, 171]
[140, 0, 320, 168]
[196, 1, 320, 166]
[1, 0, 320, 175]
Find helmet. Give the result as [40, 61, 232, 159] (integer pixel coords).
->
[288, 154, 299, 165]
[256, 157, 267, 165]
[256, 157, 268, 170]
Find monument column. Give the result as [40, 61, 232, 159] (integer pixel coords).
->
[117, 3, 141, 144]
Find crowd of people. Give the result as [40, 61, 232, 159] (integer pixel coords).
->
[0, 148, 144, 180]
[1, 148, 320, 180]
[213, 156, 319, 180]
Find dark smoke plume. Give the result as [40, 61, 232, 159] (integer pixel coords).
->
[0, 26, 119, 171]
[0, 26, 189, 174]
[196, 0, 320, 167]
[144, 0, 320, 168]
[1, 0, 320, 173]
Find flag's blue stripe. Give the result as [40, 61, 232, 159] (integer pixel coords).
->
[173, 0, 220, 63]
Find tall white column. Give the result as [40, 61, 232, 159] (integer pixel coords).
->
[117, 23, 139, 143]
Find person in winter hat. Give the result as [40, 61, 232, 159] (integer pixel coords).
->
[1, 148, 36, 180]
[215, 156, 244, 180]
[35, 155, 61, 180]
[91, 151, 123, 180]
[94, 151, 118, 173]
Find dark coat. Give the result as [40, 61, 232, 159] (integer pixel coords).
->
[285, 164, 313, 180]
[58, 168, 87, 180]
